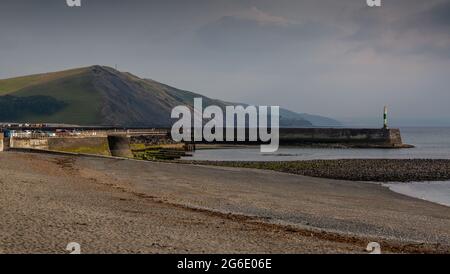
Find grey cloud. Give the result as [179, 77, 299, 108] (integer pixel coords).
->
[197, 10, 336, 52]
[405, 0, 450, 31]
[346, 0, 450, 58]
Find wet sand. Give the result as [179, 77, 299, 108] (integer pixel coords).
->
[1, 151, 449, 254]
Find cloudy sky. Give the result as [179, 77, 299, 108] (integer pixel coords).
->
[1, 0, 449, 126]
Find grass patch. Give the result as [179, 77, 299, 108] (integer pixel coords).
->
[0, 68, 87, 95]
[11, 72, 102, 125]
[0, 95, 67, 121]
[130, 143, 185, 151]
[1, 68, 102, 125]
[132, 144, 188, 161]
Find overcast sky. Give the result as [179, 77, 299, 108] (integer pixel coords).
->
[1, 0, 449, 126]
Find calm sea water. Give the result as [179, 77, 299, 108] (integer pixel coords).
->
[385, 181, 450, 207]
[185, 127, 450, 161]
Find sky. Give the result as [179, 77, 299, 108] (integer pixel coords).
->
[1, 0, 450, 126]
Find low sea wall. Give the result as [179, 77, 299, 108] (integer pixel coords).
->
[10, 136, 112, 155]
[48, 137, 111, 155]
[0, 134, 4, 152]
[7, 135, 141, 157]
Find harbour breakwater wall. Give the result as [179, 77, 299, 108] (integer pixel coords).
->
[278, 128, 406, 148]
[194, 128, 409, 148]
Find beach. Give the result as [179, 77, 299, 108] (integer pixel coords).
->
[185, 159, 450, 182]
[1, 151, 450, 254]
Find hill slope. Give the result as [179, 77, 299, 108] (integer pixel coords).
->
[0, 66, 340, 127]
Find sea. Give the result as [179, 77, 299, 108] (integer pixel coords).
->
[184, 127, 450, 207]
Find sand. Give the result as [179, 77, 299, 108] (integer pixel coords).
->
[1, 151, 449, 254]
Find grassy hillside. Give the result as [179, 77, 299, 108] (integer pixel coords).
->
[0, 95, 67, 121]
[10, 70, 102, 125]
[0, 68, 87, 96]
[0, 66, 338, 127]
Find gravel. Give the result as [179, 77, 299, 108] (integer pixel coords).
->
[186, 159, 450, 182]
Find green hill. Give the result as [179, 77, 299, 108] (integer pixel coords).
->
[0, 66, 340, 127]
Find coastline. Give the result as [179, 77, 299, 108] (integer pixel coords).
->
[1, 151, 450, 254]
[181, 159, 450, 182]
[384, 181, 450, 207]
